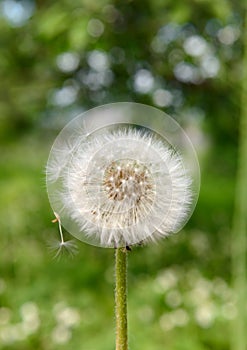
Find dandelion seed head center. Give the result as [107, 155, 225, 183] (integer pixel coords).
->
[103, 159, 154, 202]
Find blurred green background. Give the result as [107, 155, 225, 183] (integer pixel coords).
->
[0, 0, 246, 349]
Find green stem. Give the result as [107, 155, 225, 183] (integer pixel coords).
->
[115, 248, 128, 350]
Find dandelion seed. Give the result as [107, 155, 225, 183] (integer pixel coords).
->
[46, 103, 200, 248]
[49, 212, 78, 258]
[48, 239, 78, 259]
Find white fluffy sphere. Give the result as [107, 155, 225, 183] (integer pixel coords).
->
[46, 103, 200, 248]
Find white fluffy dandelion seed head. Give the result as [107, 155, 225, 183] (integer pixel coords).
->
[46, 103, 200, 248]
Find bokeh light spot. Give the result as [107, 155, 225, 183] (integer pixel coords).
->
[56, 52, 80, 73]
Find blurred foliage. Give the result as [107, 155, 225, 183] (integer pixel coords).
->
[0, 0, 245, 349]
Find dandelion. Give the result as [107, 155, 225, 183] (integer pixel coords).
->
[46, 102, 200, 350]
[47, 131, 194, 248]
[54, 128, 192, 248]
